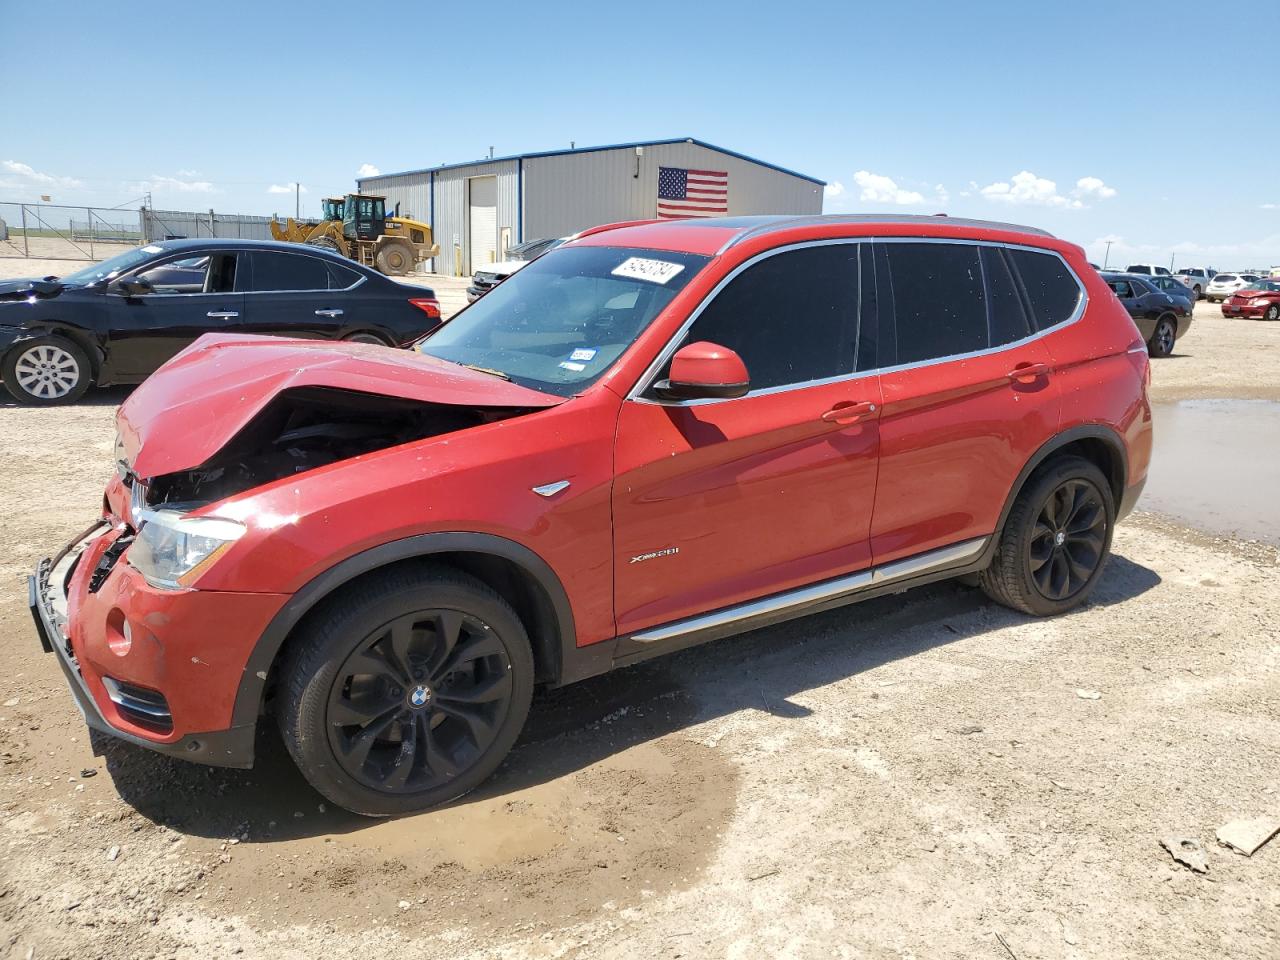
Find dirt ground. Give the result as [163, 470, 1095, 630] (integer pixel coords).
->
[0, 275, 1278, 959]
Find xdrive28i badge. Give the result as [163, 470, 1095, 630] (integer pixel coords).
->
[630, 546, 680, 564]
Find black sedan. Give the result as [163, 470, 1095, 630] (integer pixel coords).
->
[1101, 272, 1193, 358]
[0, 238, 442, 404]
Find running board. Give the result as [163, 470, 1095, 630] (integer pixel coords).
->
[629, 536, 989, 646]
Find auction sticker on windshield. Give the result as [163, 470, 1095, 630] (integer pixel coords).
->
[611, 257, 685, 285]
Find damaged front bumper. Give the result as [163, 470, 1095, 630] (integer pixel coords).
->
[29, 519, 284, 769]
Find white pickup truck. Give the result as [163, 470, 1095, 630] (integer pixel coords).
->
[1171, 267, 1215, 300]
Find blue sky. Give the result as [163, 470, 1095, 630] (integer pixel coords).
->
[3, 0, 1276, 269]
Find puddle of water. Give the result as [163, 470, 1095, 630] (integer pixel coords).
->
[1144, 399, 1280, 546]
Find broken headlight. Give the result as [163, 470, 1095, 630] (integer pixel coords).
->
[127, 510, 245, 590]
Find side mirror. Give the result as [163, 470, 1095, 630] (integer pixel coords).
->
[652, 341, 749, 401]
[114, 276, 154, 297]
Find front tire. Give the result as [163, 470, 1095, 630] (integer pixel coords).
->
[979, 456, 1115, 617]
[2, 335, 92, 405]
[277, 563, 534, 816]
[375, 242, 414, 276]
[1265, 304, 1280, 322]
[1148, 317, 1176, 357]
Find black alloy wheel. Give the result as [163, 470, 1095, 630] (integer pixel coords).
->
[1149, 318, 1176, 357]
[978, 455, 1115, 617]
[1027, 479, 1107, 602]
[326, 609, 514, 793]
[277, 563, 534, 816]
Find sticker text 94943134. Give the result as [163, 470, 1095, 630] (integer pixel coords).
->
[611, 257, 686, 285]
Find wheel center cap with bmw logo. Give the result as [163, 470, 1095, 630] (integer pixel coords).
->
[408, 685, 433, 708]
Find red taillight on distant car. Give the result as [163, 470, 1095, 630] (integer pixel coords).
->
[409, 297, 441, 319]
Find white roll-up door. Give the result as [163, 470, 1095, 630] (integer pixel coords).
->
[468, 176, 497, 274]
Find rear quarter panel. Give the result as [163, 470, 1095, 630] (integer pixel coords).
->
[1046, 262, 1153, 489]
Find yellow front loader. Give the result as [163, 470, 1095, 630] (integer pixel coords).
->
[270, 194, 440, 276]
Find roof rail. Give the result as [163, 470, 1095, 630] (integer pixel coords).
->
[717, 213, 1056, 255]
[567, 219, 664, 241]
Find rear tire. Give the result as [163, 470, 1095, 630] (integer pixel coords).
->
[1148, 317, 1176, 357]
[2, 335, 92, 405]
[375, 242, 414, 276]
[277, 563, 534, 816]
[979, 456, 1115, 617]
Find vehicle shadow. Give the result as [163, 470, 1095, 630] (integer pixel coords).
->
[0, 384, 132, 409]
[99, 553, 1161, 841]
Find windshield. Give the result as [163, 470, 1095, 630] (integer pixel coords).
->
[1246, 280, 1280, 292]
[419, 245, 709, 397]
[59, 245, 166, 285]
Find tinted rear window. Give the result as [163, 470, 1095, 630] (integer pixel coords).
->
[1215, 275, 1237, 283]
[246, 252, 332, 291]
[1008, 249, 1081, 330]
[884, 242, 987, 363]
[982, 247, 1033, 345]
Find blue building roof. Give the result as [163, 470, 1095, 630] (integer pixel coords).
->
[358, 137, 825, 186]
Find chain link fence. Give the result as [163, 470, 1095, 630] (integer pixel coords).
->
[0, 201, 278, 262]
[0, 201, 142, 261]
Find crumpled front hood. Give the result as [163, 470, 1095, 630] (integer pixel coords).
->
[118, 333, 565, 479]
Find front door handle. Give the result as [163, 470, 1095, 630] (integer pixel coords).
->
[821, 400, 878, 424]
[206, 311, 239, 319]
[1007, 361, 1050, 382]
[315, 308, 344, 318]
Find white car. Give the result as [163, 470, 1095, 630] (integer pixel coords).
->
[466, 237, 566, 302]
[1205, 272, 1263, 303]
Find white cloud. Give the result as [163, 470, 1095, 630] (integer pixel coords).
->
[823, 181, 845, 199]
[934, 183, 949, 205]
[267, 182, 308, 194]
[2, 159, 82, 189]
[138, 174, 216, 194]
[357, 163, 381, 178]
[1087, 232, 1280, 269]
[979, 170, 1081, 209]
[853, 170, 925, 205]
[1073, 176, 1117, 200]
[176, 168, 201, 178]
[1262, 203, 1278, 210]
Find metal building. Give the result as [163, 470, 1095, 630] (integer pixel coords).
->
[356, 137, 824, 276]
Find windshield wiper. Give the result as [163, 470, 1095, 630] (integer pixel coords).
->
[460, 363, 511, 381]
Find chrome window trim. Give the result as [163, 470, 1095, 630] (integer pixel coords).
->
[112, 250, 368, 298]
[626, 236, 1088, 408]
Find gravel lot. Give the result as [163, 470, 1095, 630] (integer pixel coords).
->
[0, 260, 1278, 959]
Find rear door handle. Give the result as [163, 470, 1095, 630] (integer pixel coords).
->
[1007, 361, 1050, 381]
[821, 401, 878, 424]
[206, 311, 239, 319]
[315, 308, 343, 318]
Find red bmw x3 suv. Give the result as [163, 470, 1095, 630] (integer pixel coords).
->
[31, 215, 1153, 815]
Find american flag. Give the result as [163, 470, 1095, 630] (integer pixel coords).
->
[657, 166, 729, 219]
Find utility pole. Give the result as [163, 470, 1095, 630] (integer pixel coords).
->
[1103, 240, 1113, 269]
[1169, 253, 1176, 273]
[295, 182, 301, 220]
